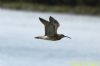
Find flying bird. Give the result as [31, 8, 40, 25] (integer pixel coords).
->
[35, 16, 71, 41]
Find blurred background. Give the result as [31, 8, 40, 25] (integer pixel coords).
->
[0, 0, 100, 15]
[0, 0, 100, 66]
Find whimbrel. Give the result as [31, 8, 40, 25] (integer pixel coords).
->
[35, 16, 71, 41]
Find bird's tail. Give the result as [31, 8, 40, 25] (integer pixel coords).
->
[35, 37, 41, 39]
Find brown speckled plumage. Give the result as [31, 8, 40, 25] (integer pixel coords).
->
[35, 16, 71, 41]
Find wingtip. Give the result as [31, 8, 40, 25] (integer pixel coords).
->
[49, 16, 54, 21]
[49, 16, 57, 21]
[50, 16, 52, 18]
[39, 17, 43, 21]
[39, 17, 41, 19]
[49, 16, 53, 19]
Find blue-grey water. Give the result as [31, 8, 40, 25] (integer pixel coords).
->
[0, 8, 100, 66]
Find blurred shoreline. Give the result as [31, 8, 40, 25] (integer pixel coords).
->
[0, 2, 100, 15]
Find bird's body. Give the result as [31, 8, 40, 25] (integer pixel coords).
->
[35, 16, 71, 41]
[35, 34, 69, 41]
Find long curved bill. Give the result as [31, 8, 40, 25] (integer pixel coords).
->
[65, 36, 71, 39]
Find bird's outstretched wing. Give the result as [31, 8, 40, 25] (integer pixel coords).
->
[39, 17, 49, 26]
[49, 16, 60, 35]
[39, 16, 60, 36]
[49, 16, 60, 28]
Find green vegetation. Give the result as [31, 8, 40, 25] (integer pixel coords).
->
[0, 0, 100, 15]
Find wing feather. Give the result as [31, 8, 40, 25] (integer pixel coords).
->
[49, 16, 60, 28]
[49, 16, 60, 35]
[39, 17, 60, 36]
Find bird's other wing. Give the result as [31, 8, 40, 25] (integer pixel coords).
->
[49, 16, 60, 35]
[49, 16, 60, 28]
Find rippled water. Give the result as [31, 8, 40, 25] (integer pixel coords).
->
[0, 9, 100, 66]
